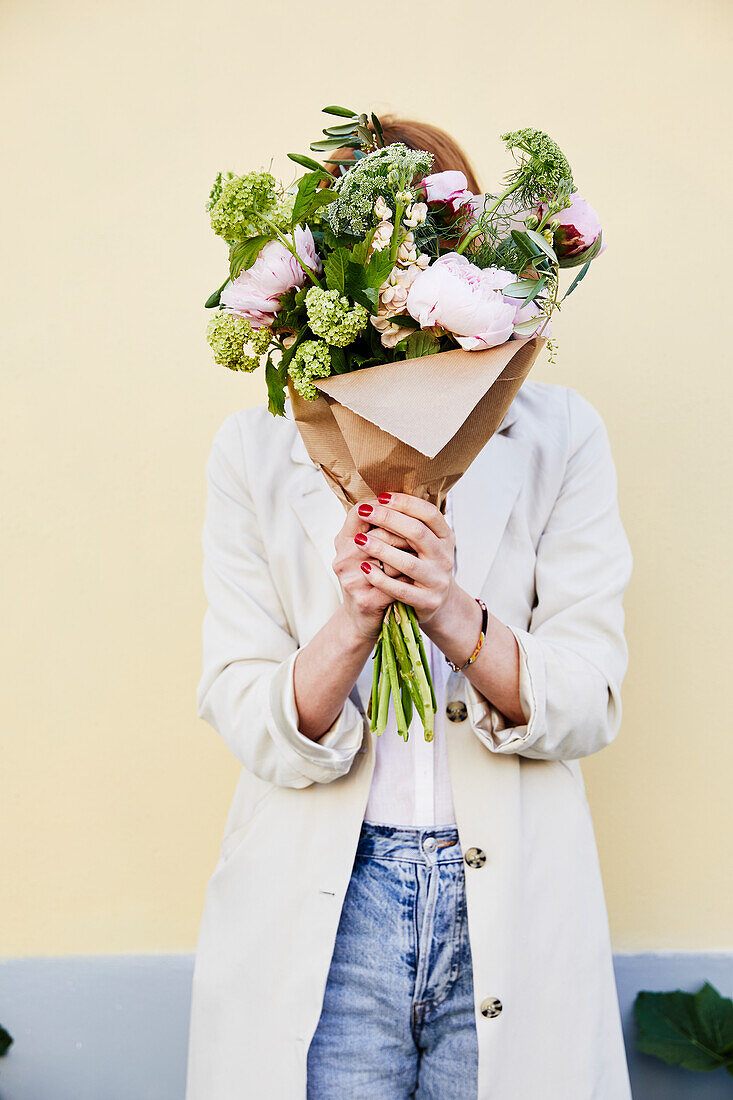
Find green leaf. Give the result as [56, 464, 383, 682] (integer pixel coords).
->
[361, 249, 394, 290]
[634, 983, 733, 1074]
[309, 189, 336, 212]
[291, 171, 322, 227]
[503, 278, 541, 299]
[514, 316, 550, 336]
[344, 261, 382, 312]
[560, 259, 592, 303]
[322, 104, 358, 118]
[310, 138, 358, 152]
[510, 228, 543, 259]
[371, 112, 385, 147]
[323, 122, 360, 137]
[0, 1024, 13, 1057]
[405, 331, 441, 358]
[329, 346, 348, 374]
[323, 248, 351, 294]
[526, 228, 559, 263]
[287, 152, 328, 175]
[204, 277, 230, 309]
[229, 235, 269, 280]
[265, 355, 287, 417]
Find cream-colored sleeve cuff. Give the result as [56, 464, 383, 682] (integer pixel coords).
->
[463, 626, 547, 755]
[266, 649, 366, 784]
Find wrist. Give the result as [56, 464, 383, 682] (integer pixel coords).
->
[335, 603, 381, 654]
[423, 582, 483, 665]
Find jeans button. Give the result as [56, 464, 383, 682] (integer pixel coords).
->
[423, 835, 437, 853]
[446, 701, 468, 723]
[480, 996, 503, 1018]
[464, 847, 487, 869]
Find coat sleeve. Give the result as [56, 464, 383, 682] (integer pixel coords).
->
[464, 390, 633, 760]
[195, 413, 366, 788]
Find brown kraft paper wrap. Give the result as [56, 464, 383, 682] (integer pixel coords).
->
[288, 335, 546, 511]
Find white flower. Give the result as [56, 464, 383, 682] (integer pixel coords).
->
[403, 201, 428, 227]
[369, 220, 394, 254]
[281, 334, 297, 349]
[415, 253, 430, 270]
[381, 282, 410, 313]
[370, 312, 414, 348]
[374, 195, 392, 221]
[396, 231, 418, 266]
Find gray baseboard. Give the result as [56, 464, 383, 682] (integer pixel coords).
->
[0, 952, 731, 1099]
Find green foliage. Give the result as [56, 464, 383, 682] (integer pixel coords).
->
[265, 353, 288, 417]
[500, 128, 574, 207]
[404, 331, 441, 358]
[634, 982, 733, 1076]
[229, 235, 269, 280]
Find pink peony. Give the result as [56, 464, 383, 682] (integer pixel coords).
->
[406, 253, 517, 351]
[537, 195, 606, 268]
[220, 226, 321, 326]
[419, 171, 475, 213]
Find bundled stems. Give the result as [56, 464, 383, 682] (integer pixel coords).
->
[369, 601, 435, 741]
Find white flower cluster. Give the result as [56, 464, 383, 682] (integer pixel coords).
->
[323, 143, 433, 237]
[368, 195, 431, 348]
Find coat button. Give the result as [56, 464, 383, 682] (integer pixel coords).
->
[480, 996, 502, 1018]
[446, 701, 468, 723]
[464, 847, 486, 869]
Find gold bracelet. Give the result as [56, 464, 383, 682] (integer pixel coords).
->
[445, 599, 488, 673]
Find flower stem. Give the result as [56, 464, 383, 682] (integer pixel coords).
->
[258, 215, 323, 286]
[455, 178, 524, 256]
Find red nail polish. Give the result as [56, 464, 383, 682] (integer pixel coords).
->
[360, 561, 371, 574]
[378, 493, 392, 504]
[358, 504, 373, 518]
[354, 532, 367, 546]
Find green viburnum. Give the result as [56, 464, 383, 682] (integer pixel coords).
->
[288, 339, 332, 400]
[305, 287, 369, 347]
[324, 143, 433, 237]
[208, 171, 279, 241]
[206, 310, 270, 372]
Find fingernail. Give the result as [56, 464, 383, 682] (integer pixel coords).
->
[358, 504, 373, 518]
[360, 561, 371, 574]
[378, 493, 392, 504]
[354, 533, 367, 547]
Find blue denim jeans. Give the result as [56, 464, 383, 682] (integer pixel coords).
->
[307, 820, 479, 1099]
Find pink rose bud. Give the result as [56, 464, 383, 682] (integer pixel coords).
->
[220, 226, 321, 326]
[537, 195, 606, 268]
[419, 171, 475, 214]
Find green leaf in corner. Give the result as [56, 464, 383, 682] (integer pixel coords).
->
[0, 1023, 13, 1057]
[265, 355, 288, 417]
[329, 346, 348, 374]
[634, 982, 733, 1074]
[405, 331, 441, 359]
[229, 236, 269, 280]
[361, 249, 394, 290]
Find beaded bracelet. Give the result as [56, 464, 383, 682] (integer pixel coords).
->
[445, 599, 488, 673]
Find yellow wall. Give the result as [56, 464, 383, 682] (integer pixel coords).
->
[2, 0, 731, 956]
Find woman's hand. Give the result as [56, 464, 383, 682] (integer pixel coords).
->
[332, 498, 418, 640]
[342, 492, 457, 627]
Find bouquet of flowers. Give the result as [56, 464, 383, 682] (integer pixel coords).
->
[204, 104, 606, 742]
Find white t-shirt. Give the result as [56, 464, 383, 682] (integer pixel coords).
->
[363, 491, 458, 827]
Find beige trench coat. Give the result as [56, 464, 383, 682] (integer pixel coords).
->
[185, 379, 634, 1100]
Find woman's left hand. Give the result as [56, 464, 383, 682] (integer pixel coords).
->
[354, 492, 456, 625]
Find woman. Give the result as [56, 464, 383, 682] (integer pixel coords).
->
[185, 120, 634, 1100]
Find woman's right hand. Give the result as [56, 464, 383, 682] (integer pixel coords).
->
[332, 503, 412, 641]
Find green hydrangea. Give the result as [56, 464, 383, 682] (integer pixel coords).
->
[208, 171, 278, 241]
[288, 339, 332, 400]
[324, 143, 434, 237]
[206, 310, 270, 372]
[305, 287, 369, 347]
